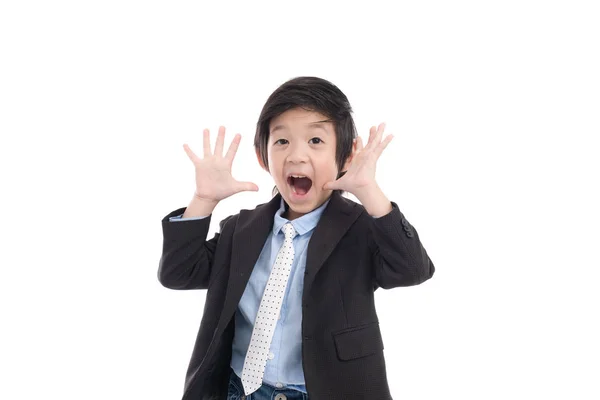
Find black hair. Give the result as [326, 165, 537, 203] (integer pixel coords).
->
[253, 76, 358, 197]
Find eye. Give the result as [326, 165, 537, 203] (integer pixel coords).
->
[274, 138, 288, 145]
[309, 137, 323, 144]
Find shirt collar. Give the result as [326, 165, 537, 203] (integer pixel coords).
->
[273, 196, 331, 236]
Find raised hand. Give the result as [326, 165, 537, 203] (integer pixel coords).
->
[183, 126, 258, 203]
[322, 122, 393, 198]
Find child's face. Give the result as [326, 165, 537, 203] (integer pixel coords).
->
[258, 107, 342, 220]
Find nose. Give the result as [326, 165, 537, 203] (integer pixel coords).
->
[286, 143, 309, 164]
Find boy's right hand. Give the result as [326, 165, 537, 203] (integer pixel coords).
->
[183, 126, 259, 203]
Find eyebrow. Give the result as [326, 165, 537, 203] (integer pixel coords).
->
[270, 119, 332, 134]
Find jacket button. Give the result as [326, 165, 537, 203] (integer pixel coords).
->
[406, 231, 414, 238]
[403, 225, 410, 231]
[401, 218, 409, 226]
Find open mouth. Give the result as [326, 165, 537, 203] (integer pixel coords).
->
[287, 175, 313, 196]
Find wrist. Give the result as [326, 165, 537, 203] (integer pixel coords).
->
[183, 193, 219, 218]
[353, 182, 381, 202]
[354, 183, 392, 218]
[193, 192, 219, 206]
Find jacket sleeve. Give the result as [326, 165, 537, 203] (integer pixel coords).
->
[157, 207, 235, 290]
[368, 201, 435, 289]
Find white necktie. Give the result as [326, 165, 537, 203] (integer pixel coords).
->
[241, 222, 297, 395]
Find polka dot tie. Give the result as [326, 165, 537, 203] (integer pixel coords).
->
[241, 222, 298, 395]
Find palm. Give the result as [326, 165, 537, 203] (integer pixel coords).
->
[183, 126, 258, 202]
[323, 122, 394, 194]
[336, 149, 376, 190]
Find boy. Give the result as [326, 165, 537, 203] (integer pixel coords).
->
[158, 76, 435, 400]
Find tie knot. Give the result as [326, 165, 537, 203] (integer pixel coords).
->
[282, 222, 297, 241]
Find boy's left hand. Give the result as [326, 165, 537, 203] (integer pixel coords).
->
[322, 122, 393, 198]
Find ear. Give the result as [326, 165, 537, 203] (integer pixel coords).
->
[341, 138, 358, 172]
[255, 148, 268, 172]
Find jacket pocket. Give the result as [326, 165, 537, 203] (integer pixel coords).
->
[332, 322, 384, 361]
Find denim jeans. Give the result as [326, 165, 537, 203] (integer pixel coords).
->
[227, 367, 308, 400]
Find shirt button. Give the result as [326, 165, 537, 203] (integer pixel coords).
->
[268, 351, 275, 360]
[275, 382, 284, 388]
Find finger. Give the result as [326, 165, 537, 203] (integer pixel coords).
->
[183, 143, 200, 163]
[356, 136, 364, 152]
[224, 133, 242, 164]
[233, 181, 259, 193]
[322, 180, 340, 191]
[214, 126, 226, 157]
[203, 128, 212, 157]
[374, 122, 386, 146]
[365, 126, 377, 150]
[374, 134, 394, 156]
[349, 137, 361, 162]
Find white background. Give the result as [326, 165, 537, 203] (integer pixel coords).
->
[1, 1, 599, 399]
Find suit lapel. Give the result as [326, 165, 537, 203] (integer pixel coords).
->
[220, 193, 282, 323]
[304, 191, 363, 291]
[218, 191, 364, 330]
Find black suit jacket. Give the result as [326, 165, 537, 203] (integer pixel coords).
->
[158, 190, 434, 399]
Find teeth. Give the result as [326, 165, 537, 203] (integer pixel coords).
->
[290, 175, 307, 178]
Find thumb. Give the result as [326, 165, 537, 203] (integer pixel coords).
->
[234, 181, 259, 193]
[322, 180, 340, 191]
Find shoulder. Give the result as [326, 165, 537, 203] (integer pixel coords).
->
[218, 196, 276, 233]
[336, 193, 368, 219]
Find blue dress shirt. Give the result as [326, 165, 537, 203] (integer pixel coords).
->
[169, 197, 330, 394]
